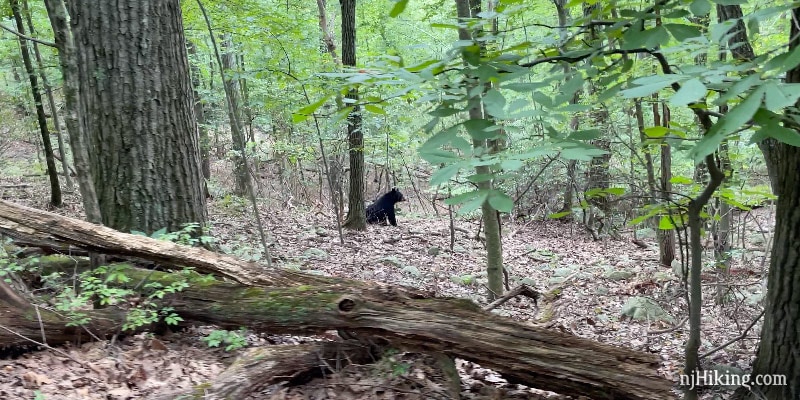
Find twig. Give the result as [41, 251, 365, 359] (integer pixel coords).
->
[483, 284, 539, 311]
[0, 22, 56, 47]
[647, 316, 688, 335]
[700, 309, 765, 359]
[0, 323, 87, 366]
[506, 247, 551, 263]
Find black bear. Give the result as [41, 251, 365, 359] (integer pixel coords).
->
[366, 188, 406, 226]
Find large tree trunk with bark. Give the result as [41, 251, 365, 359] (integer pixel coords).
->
[68, 0, 207, 233]
[731, 8, 800, 398]
[0, 199, 672, 400]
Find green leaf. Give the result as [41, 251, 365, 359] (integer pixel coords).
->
[621, 75, 682, 98]
[405, 59, 440, 72]
[297, 95, 329, 116]
[419, 149, 460, 163]
[548, 211, 572, 219]
[364, 104, 386, 115]
[670, 176, 693, 184]
[466, 173, 495, 183]
[644, 126, 669, 138]
[389, 0, 408, 17]
[463, 119, 496, 140]
[446, 190, 489, 214]
[567, 129, 602, 140]
[764, 45, 800, 76]
[664, 23, 702, 42]
[716, 73, 760, 105]
[710, 20, 737, 44]
[429, 106, 461, 117]
[658, 216, 676, 230]
[772, 84, 800, 109]
[483, 89, 506, 118]
[690, 0, 712, 15]
[420, 125, 460, 152]
[691, 87, 763, 162]
[488, 190, 514, 213]
[622, 25, 669, 50]
[501, 159, 524, 171]
[503, 82, 548, 92]
[669, 79, 707, 107]
[766, 125, 800, 146]
[445, 190, 481, 205]
[430, 163, 464, 186]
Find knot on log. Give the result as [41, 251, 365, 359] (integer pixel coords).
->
[337, 296, 357, 312]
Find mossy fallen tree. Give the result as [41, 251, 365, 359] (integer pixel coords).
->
[0, 200, 674, 399]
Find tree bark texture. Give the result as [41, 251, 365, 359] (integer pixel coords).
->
[732, 8, 800, 398]
[0, 199, 673, 400]
[341, 0, 367, 230]
[43, 0, 103, 223]
[742, 132, 800, 399]
[10, 0, 62, 207]
[68, 0, 207, 233]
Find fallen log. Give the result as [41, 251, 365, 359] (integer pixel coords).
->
[156, 342, 376, 399]
[0, 200, 675, 399]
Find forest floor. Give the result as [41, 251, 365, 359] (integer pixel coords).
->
[0, 156, 772, 400]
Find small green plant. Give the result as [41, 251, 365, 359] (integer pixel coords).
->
[53, 265, 188, 331]
[201, 328, 248, 351]
[0, 258, 26, 283]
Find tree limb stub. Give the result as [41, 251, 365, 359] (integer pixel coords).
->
[0, 200, 674, 399]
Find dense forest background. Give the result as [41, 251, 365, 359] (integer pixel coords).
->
[1, 0, 799, 399]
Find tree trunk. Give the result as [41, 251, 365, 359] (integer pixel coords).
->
[454, 0, 504, 299]
[633, 98, 659, 228]
[0, 199, 673, 400]
[341, 0, 367, 230]
[10, 0, 62, 207]
[737, 140, 800, 399]
[68, 0, 207, 234]
[21, 0, 73, 191]
[731, 7, 800, 398]
[713, 143, 731, 304]
[657, 104, 675, 266]
[554, 0, 577, 220]
[221, 34, 251, 197]
[187, 40, 211, 197]
[42, 0, 103, 223]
